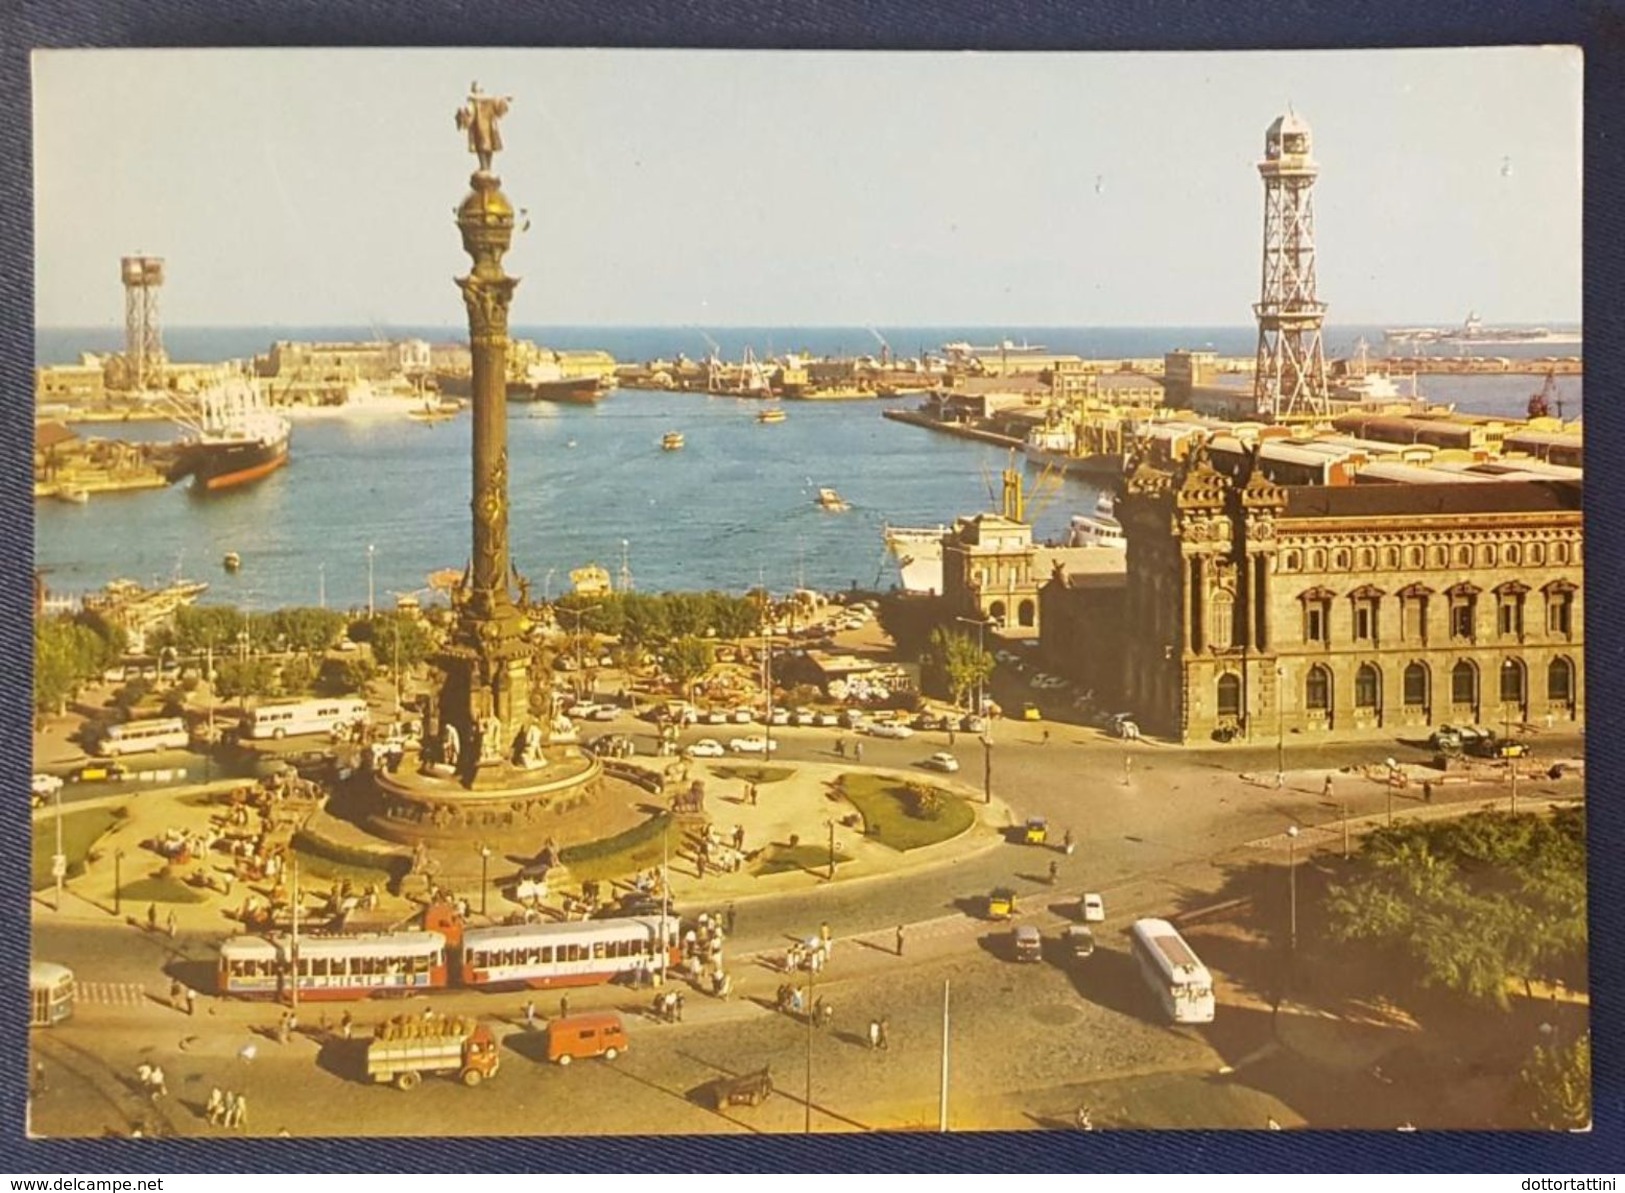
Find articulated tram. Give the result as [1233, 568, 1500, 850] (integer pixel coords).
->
[217, 914, 681, 1002]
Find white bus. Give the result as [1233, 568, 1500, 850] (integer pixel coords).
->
[247, 698, 369, 741]
[97, 716, 189, 757]
[1129, 918, 1216, 1024]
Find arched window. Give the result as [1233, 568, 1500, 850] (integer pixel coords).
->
[1282, 550, 1302, 572]
[1210, 591, 1235, 650]
[1455, 545, 1472, 568]
[1383, 546, 1400, 569]
[1216, 673, 1241, 719]
[1357, 547, 1376, 571]
[1528, 542, 1545, 565]
[1403, 662, 1428, 707]
[988, 600, 1007, 627]
[1499, 658, 1526, 704]
[1505, 543, 1521, 565]
[1451, 661, 1477, 706]
[1334, 548, 1351, 570]
[1355, 663, 1380, 710]
[1430, 545, 1448, 568]
[1017, 598, 1036, 628]
[1305, 665, 1331, 712]
[1405, 545, 1424, 569]
[1310, 548, 1328, 571]
[1547, 657, 1574, 703]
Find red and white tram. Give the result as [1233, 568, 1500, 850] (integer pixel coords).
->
[217, 931, 448, 1001]
[461, 916, 681, 990]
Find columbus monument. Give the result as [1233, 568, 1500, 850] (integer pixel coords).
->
[365, 85, 609, 852]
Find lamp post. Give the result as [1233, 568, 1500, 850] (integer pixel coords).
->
[804, 955, 816, 1135]
[367, 544, 376, 620]
[1341, 801, 1351, 860]
[1275, 664, 1285, 789]
[51, 780, 66, 913]
[544, 568, 556, 602]
[980, 732, 992, 805]
[1286, 825, 1300, 953]
[478, 844, 491, 918]
[1384, 756, 1397, 826]
[114, 848, 125, 917]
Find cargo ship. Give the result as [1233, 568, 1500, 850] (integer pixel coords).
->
[883, 525, 949, 595]
[167, 378, 291, 493]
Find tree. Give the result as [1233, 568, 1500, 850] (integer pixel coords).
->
[924, 627, 995, 710]
[213, 659, 276, 704]
[350, 611, 435, 670]
[663, 636, 714, 700]
[1521, 1031, 1590, 1130]
[317, 656, 375, 697]
[34, 614, 121, 716]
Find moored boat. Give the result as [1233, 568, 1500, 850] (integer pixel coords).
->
[815, 487, 850, 512]
[661, 431, 686, 451]
[222, 551, 242, 572]
[883, 525, 949, 595]
[54, 486, 89, 505]
[167, 378, 291, 493]
[1066, 492, 1126, 549]
[756, 407, 787, 424]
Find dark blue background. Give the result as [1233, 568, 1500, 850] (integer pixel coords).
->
[3, 0, 1619, 1174]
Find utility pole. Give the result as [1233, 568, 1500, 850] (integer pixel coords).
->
[290, 859, 301, 1012]
[939, 979, 951, 1132]
[1342, 801, 1350, 860]
[52, 781, 65, 912]
[827, 820, 836, 881]
[1286, 825, 1300, 954]
[981, 732, 992, 805]
[804, 958, 815, 1135]
[367, 544, 376, 620]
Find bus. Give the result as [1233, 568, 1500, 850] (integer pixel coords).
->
[460, 917, 681, 990]
[218, 932, 447, 1001]
[29, 962, 75, 1027]
[246, 698, 369, 741]
[97, 716, 189, 757]
[1129, 918, 1216, 1024]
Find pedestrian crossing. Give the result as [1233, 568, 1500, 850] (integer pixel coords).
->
[76, 981, 147, 1006]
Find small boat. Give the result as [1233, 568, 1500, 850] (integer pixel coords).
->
[409, 396, 463, 423]
[756, 408, 787, 424]
[54, 486, 89, 505]
[222, 552, 242, 572]
[815, 487, 850, 512]
[661, 431, 686, 451]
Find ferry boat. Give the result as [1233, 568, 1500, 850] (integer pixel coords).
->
[167, 377, 291, 493]
[661, 431, 686, 451]
[815, 487, 850, 512]
[883, 525, 950, 595]
[1065, 493, 1126, 550]
[756, 407, 787, 424]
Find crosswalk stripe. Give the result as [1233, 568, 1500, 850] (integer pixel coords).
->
[76, 981, 146, 1006]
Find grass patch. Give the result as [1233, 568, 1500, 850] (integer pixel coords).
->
[31, 806, 122, 891]
[559, 813, 673, 885]
[291, 828, 410, 887]
[712, 765, 794, 786]
[119, 874, 208, 904]
[754, 843, 852, 877]
[290, 848, 397, 890]
[838, 772, 975, 852]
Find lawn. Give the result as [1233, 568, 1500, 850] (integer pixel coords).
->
[754, 842, 852, 877]
[711, 765, 794, 786]
[119, 874, 208, 904]
[559, 813, 674, 885]
[30, 806, 122, 891]
[289, 847, 397, 892]
[838, 773, 975, 852]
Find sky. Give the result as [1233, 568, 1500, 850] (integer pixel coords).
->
[33, 47, 1581, 329]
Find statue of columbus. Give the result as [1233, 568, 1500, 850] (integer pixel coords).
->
[456, 82, 512, 172]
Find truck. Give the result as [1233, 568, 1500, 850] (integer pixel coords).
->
[365, 1018, 500, 1090]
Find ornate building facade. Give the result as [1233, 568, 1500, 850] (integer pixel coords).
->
[1116, 451, 1583, 743]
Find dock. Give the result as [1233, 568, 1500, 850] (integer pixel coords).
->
[882, 407, 1022, 448]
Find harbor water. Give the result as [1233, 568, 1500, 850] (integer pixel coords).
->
[35, 326, 1582, 609]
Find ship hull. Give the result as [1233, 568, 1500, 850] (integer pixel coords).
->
[511, 377, 613, 404]
[1022, 445, 1125, 479]
[171, 436, 290, 492]
[883, 526, 949, 596]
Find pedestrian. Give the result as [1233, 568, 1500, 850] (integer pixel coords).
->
[1048, 859, 1059, 885]
[868, 1019, 881, 1051]
[184, 987, 197, 1017]
[32, 1062, 46, 1097]
[276, 1014, 291, 1045]
[1042, 728, 1051, 746]
[1275, 768, 1284, 790]
[524, 999, 537, 1030]
[733, 824, 746, 851]
[1322, 774, 1335, 801]
[1267, 1116, 1282, 1131]
[1063, 827, 1075, 856]
[895, 923, 905, 956]
[148, 1064, 167, 1100]
[820, 1001, 834, 1031]
[147, 903, 158, 932]
[1076, 1105, 1094, 1132]
[166, 911, 177, 939]
[232, 1093, 248, 1132]
[948, 728, 956, 747]
[341, 1010, 354, 1040]
[724, 902, 737, 935]
[878, 1018, 890, 1051]
[206, 1087, 224, 1126]
[749, 782, 758, 806]
[854, 741, 863, 763]
[675, 992, 685, 1022]
[820, 921, 832, 955]
[559, 994, 570, 1021]
[1123, 755, 1133, 786]
[170, 978, 184, 1009]
[835, 737, 846, 758]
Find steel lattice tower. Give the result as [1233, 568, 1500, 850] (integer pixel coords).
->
[120, 256, 166, 391]
[1252, 112, 1328, 420]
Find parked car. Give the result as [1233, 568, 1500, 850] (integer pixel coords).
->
[729, 736, 779, 754]
[31, 773, 64, 806]
[730, 708, 755, 724]
[1011, 923, 1043, 963]
[840, 708, 868, 729]
[72, 760, 129, 784]
[546, 1012, 628, 1066]
[921, 752, 959, 773]
[703, 708, 730, 725]
[587, 734, 636, 758]
[566, 700, 599, 718]
[814, 711, 841, 728]
[790, 709, 816, 727]
[1468, 732, 1530, 760]
[587, 706, 616, 722]
[1021, 703, 1042, 721]
[1062, 925, 1096, 961]
[960, 715, 988, 734]
[1108, 713, 1140, 740]
[684, 739, 726, 758]
[867, 722, 914, 739]
[768, 708, 791, 726]
[1080, 893, 1106, 923]
[1429, 724, 1470, 753]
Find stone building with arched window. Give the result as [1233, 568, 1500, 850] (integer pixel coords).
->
[1115, 449, 1583, 743]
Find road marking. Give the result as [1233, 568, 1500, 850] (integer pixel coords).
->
[76, 981, 147, 1006]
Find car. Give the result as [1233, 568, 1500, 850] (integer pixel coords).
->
[994, 651, 1019, 666]
[1021, 703, 1043, 721]
[814, 711, 841, 728]
[768, 708, 791, 726]
[1029, 673, 1052, 689]
[1011, 923, 1043, 963]
[866, 722, 914, 739]
[31, 774, 64, 806]
[553, 655, 577, 671]
[729, 736, 779, 754]
[730, 708, 755, 724]
[788, 708, 815, 727]
[1429, 724, 1469, 753]
[1468, 733, 1530, 760]
[921, 752, 959, 773]
[72, 760, 129, 784]
[685, 739, 726, 758]
[1062, 925, 1096, 961]
[587, 706, 616, 722]
[703, 709, 730, 725]
[1080, 893, 1106, 923]
[840, 708, 869, 729]
[960, 715, 988, 734]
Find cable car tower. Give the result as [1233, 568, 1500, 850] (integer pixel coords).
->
[121, 255, 167, 392]
[1252, 112, 1329, 421]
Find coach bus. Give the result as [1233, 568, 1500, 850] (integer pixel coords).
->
[29, 961, 75, 1027]
[96, 716, 190, 758]
[1129, 918, 1216, 1024]
[246, 698, 370, 741]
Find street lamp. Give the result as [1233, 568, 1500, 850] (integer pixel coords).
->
[114, 848, 125, 917]
[367, 544, 376, 620]
[51, 779, 66, 913]
[478, 844, 492, 918]
[1384, 756, 1397, 826]
[1285, 825, 1300, 953]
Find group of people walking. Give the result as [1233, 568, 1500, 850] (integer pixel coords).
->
[204, 1086, 249, 1130]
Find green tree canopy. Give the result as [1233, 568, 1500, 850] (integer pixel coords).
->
[663, 635, 715, 697]
[923, 626, 995, 710]
[34, 613, 123, 715]
[348, 611, 435, 670]
[1325, 809, 1587, 1010]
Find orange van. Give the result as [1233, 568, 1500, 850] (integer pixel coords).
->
[546, 1012, 628, 1066]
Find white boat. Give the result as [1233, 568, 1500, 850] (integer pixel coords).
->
[815, 487, 850, 512]
[54, 486, 89, 505]
[883, 524, 950, 595]
[1066, 492, 1126, 549]
[661, 431, 686, 451]
[1329, 340, 1412, 404]
[756, 407, 787, 424]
